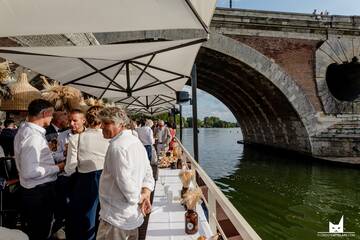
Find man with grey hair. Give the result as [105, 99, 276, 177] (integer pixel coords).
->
[154, 120, 171, 154]
[97, 107, 154, 240]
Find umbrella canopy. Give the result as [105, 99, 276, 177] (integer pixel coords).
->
[0, 0, 216, 38]
[115, 94, 177, 115]
[0, 38, 201, 99]
[0, 0, 217, 115]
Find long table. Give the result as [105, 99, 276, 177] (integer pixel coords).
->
[145, 168, 213, 240]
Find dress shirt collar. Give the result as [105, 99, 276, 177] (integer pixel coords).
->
[51, 123, 60, 132]
[110, 129, 132, 143]
[26, 122, 46, 135]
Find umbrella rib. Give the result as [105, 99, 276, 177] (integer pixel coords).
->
[157, 95, 176, 106]
[152, 100, 163, 106]
[152, 97, 176, 108]
[132, 76, 184, 93]
[64, 60, 124, 86]
[126, 97, 140, 108]
[184, 0, 210, 34]
[99, 63, 126, 99]
[149, 95, 160, 106]
[134, 97, 147, 108]
[151, 99, 175, 108]
[152, 97, 165, 106]
[132, 60, 186, 78]
[132, 108, 143, 115]
[79, 58, 126, 91]
[130, 54, 156, 90]
[131, 63, 184, 92]
[159, 94, 176, 101]
[70, 82, 126, 94]
[127, 38, 206, 62]
[115, 96, 131, 103]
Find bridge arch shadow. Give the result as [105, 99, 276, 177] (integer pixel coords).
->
[194, 33, 317, 154]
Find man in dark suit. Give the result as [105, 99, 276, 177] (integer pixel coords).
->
[0, 119, 17, 157]
[45, 111, 68, 143]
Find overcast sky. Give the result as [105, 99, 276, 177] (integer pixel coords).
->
[181, 1, 359, 123]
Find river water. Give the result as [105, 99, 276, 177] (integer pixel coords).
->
[179, 128, 360, 240]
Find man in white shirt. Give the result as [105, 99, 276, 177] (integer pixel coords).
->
[154, 120, 171, 154]
[53, 109, 86, 163]
[97, 107, 154, 240]
[52, 109, 86, 237]
[136, 119, 154, 161]
[14, 99, 65, 240]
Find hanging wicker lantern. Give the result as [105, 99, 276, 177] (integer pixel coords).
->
[0, 73, 41, 111]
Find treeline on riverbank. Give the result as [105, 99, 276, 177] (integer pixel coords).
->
[132, 113, 238, 128]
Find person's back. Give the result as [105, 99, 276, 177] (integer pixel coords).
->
[0, 119, 17, 157]
[137, 126, 153, 146]
[14, 122, 58, 188]
[13, 99, 64, 240]
[0, 127, 17, 157]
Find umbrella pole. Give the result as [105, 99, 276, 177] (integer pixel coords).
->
[191, 64, 199, 163]
[180, 105, 183, 143]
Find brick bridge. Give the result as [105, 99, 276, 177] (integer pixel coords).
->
[198, 8, 360, 164]
[1, 8, 360, 164]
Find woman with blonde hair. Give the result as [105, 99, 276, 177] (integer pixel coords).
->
[65, 106, 110, 240]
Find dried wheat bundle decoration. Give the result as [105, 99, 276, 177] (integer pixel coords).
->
[41, 76, 82, 111]
[173, 145, 182, 158]
[179, 169, 194, 188]
[183, 187, 202, 210]
[0, 61, 10, 83]
[0, 61, 13, 100]
[85, 97, 104, 107]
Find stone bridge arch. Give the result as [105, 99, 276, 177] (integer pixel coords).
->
[194, 33, 318, 154]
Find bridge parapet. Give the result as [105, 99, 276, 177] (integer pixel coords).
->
[212, 8, 360, 40]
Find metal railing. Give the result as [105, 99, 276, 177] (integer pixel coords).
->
[176, 138, 262, 240]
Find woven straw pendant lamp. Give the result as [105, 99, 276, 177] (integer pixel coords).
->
[0, 73, 41, 111]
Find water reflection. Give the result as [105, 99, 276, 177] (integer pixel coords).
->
[179, 128, 360, 240]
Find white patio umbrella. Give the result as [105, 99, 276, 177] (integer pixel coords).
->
[115, 94, 177, 115]
[0, 0, 216, 37]
[0, 38, 200, 100]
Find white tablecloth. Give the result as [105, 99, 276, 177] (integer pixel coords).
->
[146, 168, 213, 240]
[0, 227, 28, 240]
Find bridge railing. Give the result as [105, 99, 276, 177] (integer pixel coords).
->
[176, 138, 262, 240]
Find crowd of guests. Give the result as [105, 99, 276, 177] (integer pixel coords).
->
[1, 98, 178, 240]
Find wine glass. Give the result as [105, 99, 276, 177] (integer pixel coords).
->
[160, 176, 166, 187]
[160, 176, 166, 201]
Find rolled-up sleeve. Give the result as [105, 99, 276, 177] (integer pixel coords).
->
[20, 136, 59, 180]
